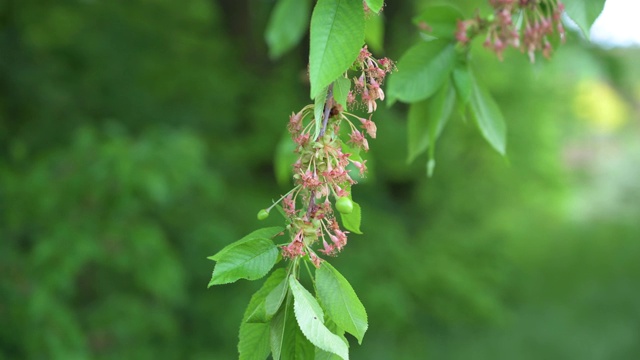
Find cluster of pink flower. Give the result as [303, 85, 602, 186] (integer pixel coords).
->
[270, 48, 394, 267]
[456, 0, 565, 62]
[349, 46, 395, 113]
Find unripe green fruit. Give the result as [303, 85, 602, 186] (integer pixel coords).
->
[257, 209, 269, 220]
[335, 197, 353, 214]
[486, 13, 495, 22]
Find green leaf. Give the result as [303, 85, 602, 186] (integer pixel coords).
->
[365, 0, 383, 13]
[469, 73, 507, 155]
[426, 158, 436, 177]
[246, 270, 288, 323]
[413, 4, 464, 40]
[209, 238, 279, 286]
[316, 262, 368, 344]
[316, 350, 344, 360]
[452, 64, 471, 129]
[562, 0, 606, 38]
[239, 322, 270, 360]
[406, 81, 455, 164]
[314, 86, 329, 140]
[309, 0, 365, 99]
[265, 0, 311, 59]
[289, 277, 349, 360]
[426, 80, 455, 170]
[265, 275, 289, 318]
[274, 131, 297, 188]
[247, 270, 287, 319]
[364, 11, 384, 53]
[315, 318, 348, 359]
[452, 65, 471, 106]
[209, 227, 283, 261]
[270, 305, 286, 360]
[270, 295, 315, 360]
[339, 200, 362, 234]
[387, 40, 457, 103]
[407, 100, 430, 164]
[332, 77, 351, 110]
[239, 269, 287, 360]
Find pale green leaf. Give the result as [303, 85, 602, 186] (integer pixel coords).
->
[469, 74, 507, 155]
[209, 238, 279, 286]
[270, 295, 315, 360]
[412, 4, 464, 40]
[245, 269, 287, 323]
[562, 0, 606, 38]
[332, 77, 351, 110]
[452, 65, 471, 106]
[339, 200, 362, 235]
[365, 0, 383, 13]
[406, 81, 455, 164]
[316, 350, 344, 360]
[239, 269, 287, 360]
[426, 80, 456, 172]
[209, 227, 283, 261]
[309, 0, 365, 99]
[265, 275, 289, 318]
[244, 269, 287, 321]
[387, 40, 457, 103]
[270, 305, 286, 360]
[315, 315, 349, 359]
[289, 277, 349, 360]
[316, 262, 368, 344]
[266, 0, 311, 59]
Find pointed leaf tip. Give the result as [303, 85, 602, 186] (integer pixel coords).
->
[317, 262, 368, 344]
[562, 0, 606, 38]
[469, 74, 507, 156]
[289, 277, 350, 360]
[209, 238, 279, 286]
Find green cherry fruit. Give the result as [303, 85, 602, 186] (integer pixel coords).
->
[335, 197, 353, 214]
[257, 209, 269, 220]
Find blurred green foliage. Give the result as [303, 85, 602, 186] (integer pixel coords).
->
[1, 0, 639, 359]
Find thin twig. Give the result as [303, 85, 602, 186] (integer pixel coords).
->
[318, 83, 334, 139]
[306, 190, 316, 220]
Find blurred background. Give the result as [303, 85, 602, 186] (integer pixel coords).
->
[1, 0, 639, 359]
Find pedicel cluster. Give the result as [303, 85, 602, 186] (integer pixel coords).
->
[257, 47, 395, 268]
[456, 0, 566, 62]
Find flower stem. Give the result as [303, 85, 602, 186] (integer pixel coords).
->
[267, 185, 301, 211]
